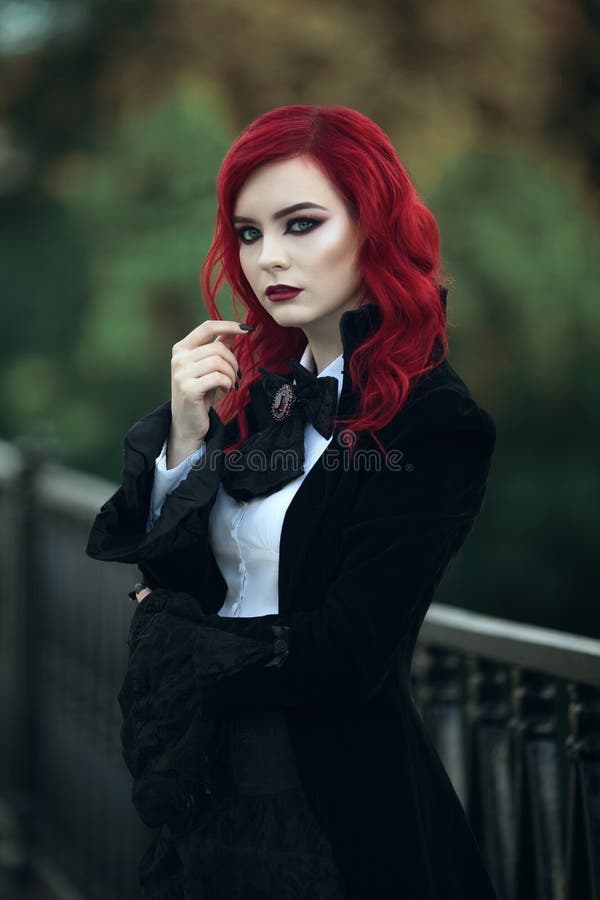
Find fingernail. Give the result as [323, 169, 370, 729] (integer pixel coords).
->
[239, 324, 255, 331]
[237, 367, 242, 378]
[134, 583, 144, 592]
[234, 380, 239, 389]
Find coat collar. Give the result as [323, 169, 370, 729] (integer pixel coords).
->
[234, 290, 447, 439]
[340, 286, 446, 342]
[337, 302, 382, 417]
[339, 288, 447, 368]
[339, 301, 382, 363]
[337, 289, 447, 413]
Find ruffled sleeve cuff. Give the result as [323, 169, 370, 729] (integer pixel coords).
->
[148, 440, 207, 533]
[86, 404, 225, 565]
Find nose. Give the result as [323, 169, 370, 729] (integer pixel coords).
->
[258, 231, 290, 271]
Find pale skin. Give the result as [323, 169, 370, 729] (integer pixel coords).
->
[137, 155, 365, 604]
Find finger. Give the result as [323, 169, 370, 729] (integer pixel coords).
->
[177, 355, 238, 387]
[182, 371, 236, 397]
[172, 372, 236, 405]
[213, 331, 242, 353]
[136, 587, 152, 603]
[175, 343, 240, 378]
[174, 320, 253, 354]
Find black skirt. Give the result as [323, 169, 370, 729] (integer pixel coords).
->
[170, 708, 347, 900]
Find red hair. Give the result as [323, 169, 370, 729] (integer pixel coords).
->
[199, 104, 449, 457]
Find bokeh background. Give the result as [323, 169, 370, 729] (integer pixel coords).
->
[1, 0, 599, 637]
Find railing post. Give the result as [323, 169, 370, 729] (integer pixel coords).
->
[0, 441, 45, 880]
[412, 645, 467, 807]
[565, 683, 600, 900]
[466, 657, 515, 900]
[512, 669, 564, 900]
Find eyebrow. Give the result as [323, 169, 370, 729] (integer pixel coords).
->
[232, 202, 328, 225]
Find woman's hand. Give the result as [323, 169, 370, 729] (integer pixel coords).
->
[168, 320, 253, 468]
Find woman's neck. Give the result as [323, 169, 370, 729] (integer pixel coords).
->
[300, 295, 363, 374]
[302, 329, 344, 376]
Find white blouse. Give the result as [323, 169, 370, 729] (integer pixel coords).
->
[148, 344, 344, 620]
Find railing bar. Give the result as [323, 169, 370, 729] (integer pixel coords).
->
[422, 605, 600, 687]
[0, 441, 24, 484]
[35, 466, 118, 522]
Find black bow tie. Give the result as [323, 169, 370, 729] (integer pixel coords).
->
[220, 358, 339, 502]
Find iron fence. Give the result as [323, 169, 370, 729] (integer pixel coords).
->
[0, 439, 598, 900]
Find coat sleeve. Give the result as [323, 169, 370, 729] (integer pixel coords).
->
[124, 388, 497, 712]
[86, 401, 279, 830]
[85, 401, 229, 604]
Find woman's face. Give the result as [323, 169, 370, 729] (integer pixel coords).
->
[232, 156, 364, 339]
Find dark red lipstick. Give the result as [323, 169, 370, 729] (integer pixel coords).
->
[265, 284, 303, 302]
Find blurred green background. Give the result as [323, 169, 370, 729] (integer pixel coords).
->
[1, 0, 598, 635]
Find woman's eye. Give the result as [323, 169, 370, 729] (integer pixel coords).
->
[236, 226, 261, 244]
[235, 217, 321, 245]
[286, 217, 320, 234]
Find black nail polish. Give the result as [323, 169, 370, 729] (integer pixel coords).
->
[239, 324, 255, 331]
[237, 367, 242, 378]
[234, 380, 239, 389]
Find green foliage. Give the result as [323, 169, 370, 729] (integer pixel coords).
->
[63, 84, 234, 377]
[7, 85, 234, 478]
[429, 145, 600, 635]
[430, 145, 599, 394]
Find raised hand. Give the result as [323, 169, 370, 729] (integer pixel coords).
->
[167, 320, 253, 468]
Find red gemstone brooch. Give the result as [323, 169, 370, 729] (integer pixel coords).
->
[271, 383, 296, 421]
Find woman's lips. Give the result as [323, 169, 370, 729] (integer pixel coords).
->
[265, 288, 303, 302]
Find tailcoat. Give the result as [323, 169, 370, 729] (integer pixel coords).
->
[86, 303, 498, 899]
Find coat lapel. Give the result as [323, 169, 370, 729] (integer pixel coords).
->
[276, 303, 382, 612]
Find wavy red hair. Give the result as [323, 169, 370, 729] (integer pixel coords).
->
[199, 104, 449, 456]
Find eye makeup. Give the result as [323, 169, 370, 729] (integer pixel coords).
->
[235, 217, 324, 245]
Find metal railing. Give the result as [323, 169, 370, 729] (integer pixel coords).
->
[415, 610, 600, 900]
[0, 439, 598, 900]
[0, 442, 148, 900]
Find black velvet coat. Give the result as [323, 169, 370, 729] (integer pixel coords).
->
[86, 304, 498, 900]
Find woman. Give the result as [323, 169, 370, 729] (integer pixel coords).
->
[87, 105, 498, 900]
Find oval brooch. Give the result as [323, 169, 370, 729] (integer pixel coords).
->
[271, 384, 296, 421]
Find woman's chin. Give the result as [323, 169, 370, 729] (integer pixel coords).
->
[263, 304, 310, 328]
